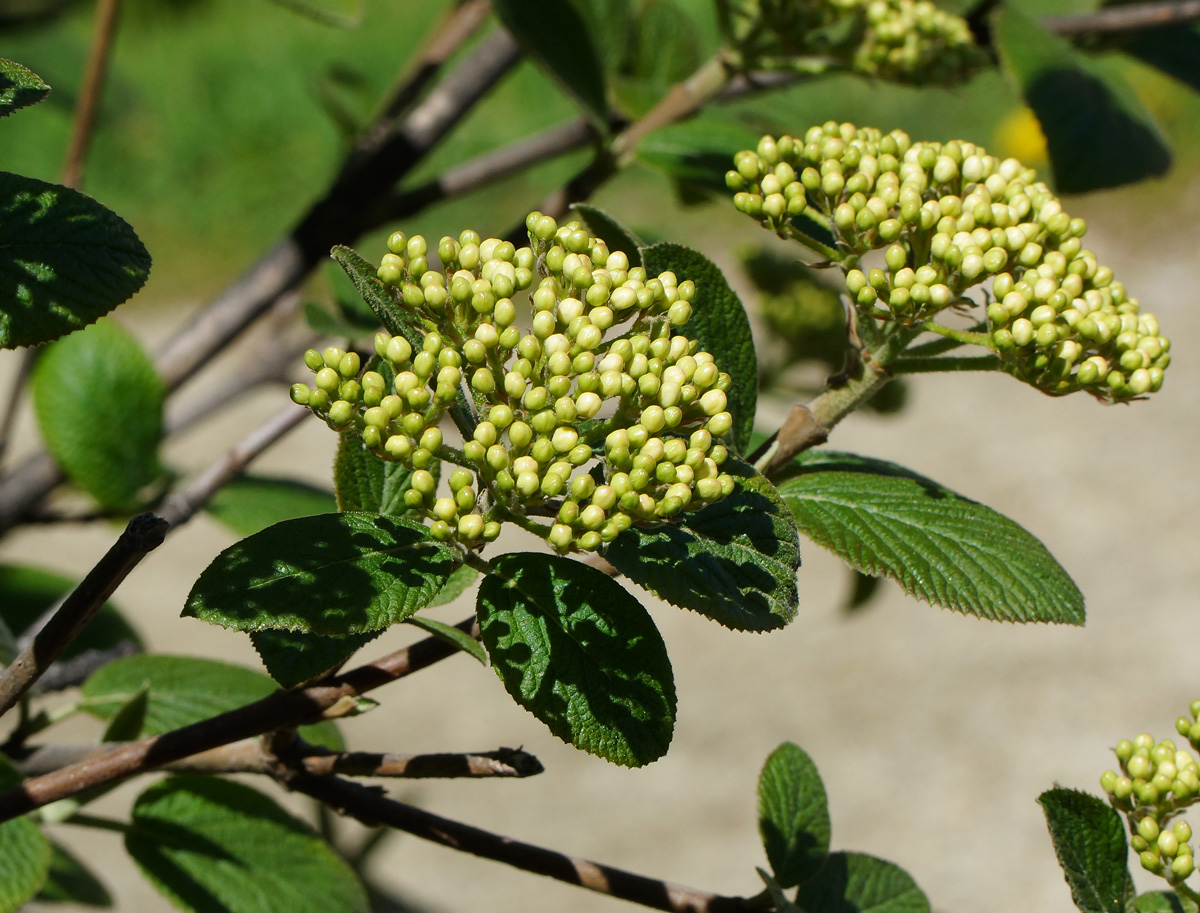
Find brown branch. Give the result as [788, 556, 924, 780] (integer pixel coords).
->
[60, 0, 122, 189]
[1042, 0, 1200, 36]
[0, 513, 167, 717]
[0, 615, 480, 823]
[283, 773, 753, 913]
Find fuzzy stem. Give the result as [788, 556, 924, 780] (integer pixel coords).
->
[920, 321, 991, 348]
[891, 354, 1003, 374]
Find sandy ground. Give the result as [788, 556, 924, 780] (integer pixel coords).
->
[4, 178, 1200, 913]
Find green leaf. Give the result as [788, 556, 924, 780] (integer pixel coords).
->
[992, 7, 1171, 193]
[1135, 893, 1199, 913]
[757, 868, 803, 913]
[0, 59, 50, 118]
[183, 512, 455, 635]
[1121, 26, 1200, 94]
[476, 553, 676, 767]
[428, 564, 479, 607]
[31, 319, 164, 511]
[0, 172, 151, 348]
[776, 451, 1084, 625]
[758, 742, 831, 888]
[0, 563, 142, 660]
[492, 0, 608, 128]
[262, 0, 363, 27]
[403, 615, 486, 665]
[1038, 788, 1135, 913]
[612, 0, 703, 117]
[127, 776, 367, 913]
[249, 628, 383, 689]
[329, 245, 414, 345]
[641, 242, 756, 455]
[0, 755, 51, 913]
[793, 852, 930, 913]
[569, 204, 643, 266]
[637, 115, 761, 196]
[36, 841, 113, 907]
[606, 459, 799, 631]
[333, 429, 416, 516]
[79, 654, 341, 749]
[205, 476, 337, 538]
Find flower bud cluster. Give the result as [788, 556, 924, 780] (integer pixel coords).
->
[292, 214, 737, 551]
[720, 0, 985, 86]
[727, 122, 1170, 401]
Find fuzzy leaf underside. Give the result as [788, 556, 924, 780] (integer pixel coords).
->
[640, 242, 757, 455]
[605, 460, 800, 631]
[476, 552, 675, 767]
[0, 58, 50, 118]
[0, 172, 151, 348]
[127, 776, 367, 913]
[183, 512, 454, 635]
[1038, 788, 1135, 913]
[758, 742, 831, 888]
[777, 451, 1084, 625]
[31, 318, 164, 511]
[793, 852, 930, 913]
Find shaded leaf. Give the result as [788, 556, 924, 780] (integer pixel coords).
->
[264, 0, 363, 27]
[757, 868, 803, 913]
[249, 628, 383, 688]
[777, 451, 1084, 624]
[1039, 788, 1134, 913]
[606, 460, 799, 631]
[205, 476, 337, 538]
[758, 742, 831, 888]
[569, 204, 643, 266]
[127, 776, 367, 913]
[0, 58, 50, 118]
[427, 564, 479, 607]
[334, 428, 416, 516]
[183, 513, 454, 635]
[637, 115, 761, 196]
[403, 615, 486, 665]
[793, 852, 930, 913]
[612, 0, 703, 116]
[0, 172, 151, 348]
[1135, 893, 1199, 913]
[492, 0, 608, 128]
[1121, 26, 1200, 94]
[0, 755, 51, 913]
[32, 319, 164, 511]
[36, 841, 113, 907]
[477, 553, 675, 767]
[992, 7, 1170, 193]
[641, 243, 757, 454]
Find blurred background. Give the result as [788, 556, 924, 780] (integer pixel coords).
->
[2, 0, 1200, 911]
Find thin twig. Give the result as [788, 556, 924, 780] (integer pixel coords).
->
[1042, 0, 1200, 35]
[0, 513, 167, 717]
[35, 640, 140, 694]
[0, 615, 480, 822]
[61, 0, 122, 188]
[283, 773, 753, 913]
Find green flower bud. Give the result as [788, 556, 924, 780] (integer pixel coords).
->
[458, 514, 485, 541]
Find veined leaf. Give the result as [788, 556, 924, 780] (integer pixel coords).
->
[606, 460, 800, 631]
[127, 776, 367, 913]
[793, 852, 930, 913]
[0, 59, 50, 118]
[477, 553, 675, 767]
[31, 319, 164, 511]
[333, 430, 416, 516]
[249, 628, 383, 688]
[0, 756, 50, 913]
[758, 742, 831, 888]
[1039, 788, 1134, 913]
[777, 451, 1084, 625]
[0, 172, 151, 348]
[183, 513, 454, 635]
[641, 243, 756, 454]
[205, 476, 337, 538]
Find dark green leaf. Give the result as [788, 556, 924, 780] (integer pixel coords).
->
[477, 553, 675, 767]
[1135, 892, 1198, 913]
[36, 841, 113, 907]
[183, 512, 455, 635]
[428, 564, 479, 607]
[302, 302, 373, 341]
[0, 172, 151, 348]
[0, 563, 141, 660]
[606, 460, 799, 631]
[333, 429, 416, 516]
[1039, 788, 1134, 913]
[0, 614, 14, 666]
[101, 689, 149, 742]
[127, 776, 367, 913]
[569, 204, 643, 266]
[32, 319, 164, 511]
[793, 852, 930, 913]
[758, 742, 831, 888]
[757, 868, 803, 913]
[641, 243, 757, 454]
[0, 58, 50, 118]
[637, 115, 761, 196]
[205, 476, 337, 538]
[403, 615, 486, 665]
[992, 7, 1170, 193]
[1121, 26, 1200, 94]
[263, 0, 363, 27]
[330, 245, 419, 347]
[777, 451, 1084, 625]
[492, 0, 608, 128]
[611, 0, 703, 116]
[79, 654, 340, 748]
[0, 755, 51, 913]
[249, 628, 383, 689]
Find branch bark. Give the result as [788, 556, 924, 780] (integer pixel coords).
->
[1042, 0, 1200, 35]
